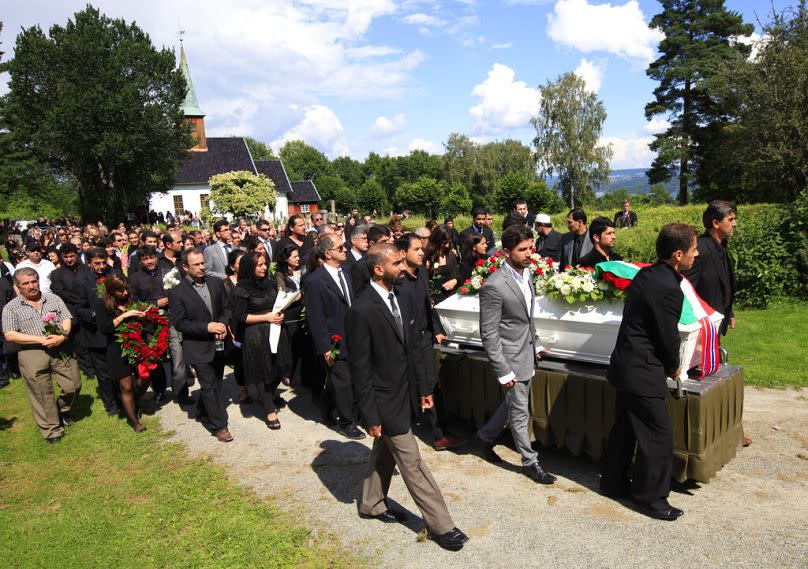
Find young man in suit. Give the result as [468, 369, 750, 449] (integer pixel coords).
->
[577, 216, 623, 269]
[561, 207, 593, 267]
[203, 220, 232, 279]
[613, 199, 638, 228]
[601, 223, 699, 521]
[682, 200, 737, 337]
[460, 207, 495, 253]
[302, 234, 365, 440]
[476, 224, 557, 484]
[346, 243, 468, 551]
[167, 248, 233, 443]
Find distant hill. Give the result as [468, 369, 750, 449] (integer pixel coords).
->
[547, 168, 679, 196]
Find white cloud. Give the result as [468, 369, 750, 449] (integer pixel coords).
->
[469, 63, 539, 133]
[345, 45, 402, 59]
[491, 42, 512, 49]
[734, 32, 767, 61]
[403, 13, 446, 27]
[574, 58, 604, 93]
[547, 0, 664, 63]
[372, 113, 406, 136]
[408, 137, 440, 154]
[644, 117, 670, 134]
[271, 104, 349, 158]
[601, 136, 654, 169]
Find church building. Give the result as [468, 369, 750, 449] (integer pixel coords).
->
[148, 47, 320, 221]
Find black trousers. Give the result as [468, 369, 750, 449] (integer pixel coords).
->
[602, 391, 673, 507]
[87, 347, 118, 413]
[320, 357, 355, 427]
[191, 355, 227, 433]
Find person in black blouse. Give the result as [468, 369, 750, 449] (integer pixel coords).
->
[424, 225, 460, 305]
[231, 252, 287, 430]
[223, 249, 247, 403]
[274, 245, 304, 388]
[95, 274, 148, 432]
[458, 233, 488, 284]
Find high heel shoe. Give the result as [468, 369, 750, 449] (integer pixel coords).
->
[266, 415, 281, 430]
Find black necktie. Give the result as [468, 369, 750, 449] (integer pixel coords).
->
[338, 268, 351, 306]
[388, 291, 404, 337]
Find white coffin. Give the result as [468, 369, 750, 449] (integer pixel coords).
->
[435, 294, 723, 381]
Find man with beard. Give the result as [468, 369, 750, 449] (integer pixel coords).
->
[347, 243, 468, 551]
[577, 216, 623, 269]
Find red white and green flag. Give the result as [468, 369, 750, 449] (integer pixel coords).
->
[594, 261, 721, 378]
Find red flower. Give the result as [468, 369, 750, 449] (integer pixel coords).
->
[475, 258, 485, 267]
[331, 334, 342, 343]
[490, 266, 497, 273]
[459, 287, 468, 294]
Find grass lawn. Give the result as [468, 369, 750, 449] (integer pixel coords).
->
[0, 379, 357, 569]
[722, 300, 808, 389]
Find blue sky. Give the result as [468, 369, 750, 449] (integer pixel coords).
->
[0, 0, 794, 168]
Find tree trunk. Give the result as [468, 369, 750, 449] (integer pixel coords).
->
[679, 79, 691, 205]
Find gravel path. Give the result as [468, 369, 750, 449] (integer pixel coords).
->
[155, 376, 808, 568]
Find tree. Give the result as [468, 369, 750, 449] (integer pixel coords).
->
[209, 170, 276, 219]
[244, 137, 276, 161]
[394, 176, 443, 218]
[397, 150, 444, 185]
[331, 156, 365, 189]
[1, 6, 190, 221]
[443, 132, 478, 191]
[356, 178, 388, 214]
[278, 140, 331, 181]
[532, 72, 612, 208]
[477, 139, 537, 197]
[441, 183, 473, 217]
[645, 0, 753, 204]
[492, 173, 561, 215]
[696, 3, 808, 204]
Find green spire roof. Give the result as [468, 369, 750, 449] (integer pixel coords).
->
[179, 46, 205, 117]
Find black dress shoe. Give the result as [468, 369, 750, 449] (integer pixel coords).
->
[60, 414, 75, 427]
[634, 500, 684, 521]
[523, 463, 557, 484]
[429, 527, 469, 551]
[359, 509, 406, 524]
[338, 424, 367, 440]
[46, 436, 63, 445]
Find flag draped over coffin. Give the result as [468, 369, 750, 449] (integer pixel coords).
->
[593, 261, 720, 379]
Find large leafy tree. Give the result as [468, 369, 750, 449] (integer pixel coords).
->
[1, 6, 190, 221]
[278, 140, 331, 181]
[645, 0, 753, 204]
[331, 156, 365, 189]
[355, 178, 388, 214]
[244, 137, 276, 161]
[393, 176, 443, 218]
[209, 170, 276, 219]
[532, 72, 611, 208]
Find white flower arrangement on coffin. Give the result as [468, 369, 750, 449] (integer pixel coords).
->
[162, 267, 181, 290]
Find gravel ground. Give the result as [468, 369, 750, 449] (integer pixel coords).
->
[155, 376, 808, 569]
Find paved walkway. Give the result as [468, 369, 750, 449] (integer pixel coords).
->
[155, 378, 808, 568]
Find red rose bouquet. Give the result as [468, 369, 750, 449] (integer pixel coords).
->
[115, 303, 170, 379]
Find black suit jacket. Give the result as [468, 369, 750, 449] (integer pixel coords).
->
[303, 264, 355, 358]
[535, 230, 563, 264]
[167, 277, 231, 365]
[50, 264, 90, 305]
[607, 261, 683, 398]
[681, 233, 735, 335]
[345, 285, 428, 436]
[69, 268, 123, 349]
[461, 224, 494, 251]
[561, 230, 594, 267]
[613, 210, 638, 228]
[128, 269, 167, 305]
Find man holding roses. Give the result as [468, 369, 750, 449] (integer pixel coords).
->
[2, 268, 81, 443]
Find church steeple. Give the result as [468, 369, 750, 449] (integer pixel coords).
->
[179, 42, 207, 151]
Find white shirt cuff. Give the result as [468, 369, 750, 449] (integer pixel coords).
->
[498, 371, 516, 385]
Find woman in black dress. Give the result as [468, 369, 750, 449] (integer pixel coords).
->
[274, 245, 304, 387]
[424, 224, 460, 304]
[459, 232, 488, 284]
[223, 249, 247, 403]
[231, 252, 286, 429]
[95, 274, 148, 432]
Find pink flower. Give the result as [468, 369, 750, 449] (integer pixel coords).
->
[41, 312, 57, 323]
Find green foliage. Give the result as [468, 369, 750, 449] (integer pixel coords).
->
[492, 173, 563, 215]
[209, 170, 276, 219]
[244, 136, 276, 161]
[355, 178, 388, 214]
[645, 0, 754, 204]
[394, 176, 444, 218]
[278, 140, 331, 181]
[331, 156, 365, 188]
[441, 183, 473, 217]
[532, 72, 612, 209]
[1, 6, 190, 222]
[786, 189, 808, 298]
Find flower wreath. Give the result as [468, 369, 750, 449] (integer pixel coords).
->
[115, 303, 170, 379]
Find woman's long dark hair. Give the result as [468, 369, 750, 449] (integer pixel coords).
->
[461, 232, 486, 267]
[226, 249, 245, 276]
[102, 273, 130, 314]
[424, 225, 452, 265]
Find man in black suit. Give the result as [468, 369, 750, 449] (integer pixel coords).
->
[577, 216, 623, 269]
[533, 214, 562, 264]
[601, 223, 699, 521]
[346, 243, 468, 551]
[613, 199, 638, 228]
[302, 234, 365, 440]
[560, 207, 593, 267]
[351, 224, 391, 297]
[69, 247, 123, 416]
[460, 207, 494, 252]
[510, 199, 536, 229]
[682, 200, 737, 337]
[167, 248, 234, 443]
[344, 224, 369, 268]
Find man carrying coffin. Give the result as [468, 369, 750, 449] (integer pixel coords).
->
[600, 223, 698, 521]
[577, 216, 622, 269]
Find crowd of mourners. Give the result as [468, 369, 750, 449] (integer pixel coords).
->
[1, 196, 738, 547]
